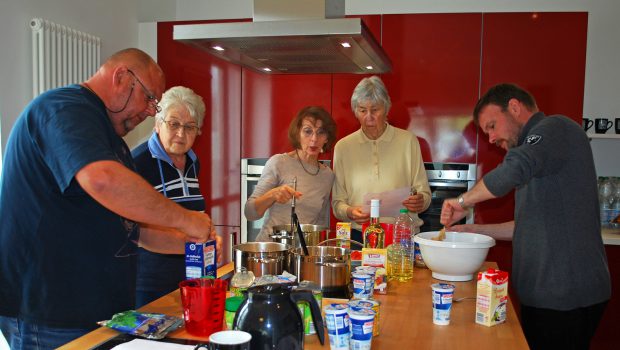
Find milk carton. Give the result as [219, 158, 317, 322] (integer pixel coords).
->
[185, 240, 217, 279]
[335, 222, 351, 249]
[475, 268, 509, 327]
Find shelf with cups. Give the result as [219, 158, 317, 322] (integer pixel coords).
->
[587, 133, 620, 140]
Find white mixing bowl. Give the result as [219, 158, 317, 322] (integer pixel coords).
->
[414, 231, 496, 281]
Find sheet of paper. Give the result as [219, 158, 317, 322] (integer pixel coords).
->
[111, 339, 197, 350]
[362, 186, 411, 218]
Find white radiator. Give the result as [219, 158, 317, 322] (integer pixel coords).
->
[30, 18, 101, 97]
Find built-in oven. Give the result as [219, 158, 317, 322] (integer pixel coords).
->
[241, 158, 268, 243]
[241, 158, 331, 243]
[418, 163, 477, 232]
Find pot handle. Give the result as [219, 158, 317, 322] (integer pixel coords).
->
[249, 256, 282, 264]
[317, 238, 364, 247]
[290, 290, 325, 345]
[314, 261, 348, 268]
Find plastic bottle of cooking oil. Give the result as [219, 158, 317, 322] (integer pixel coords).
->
[387, 208, 414, 281]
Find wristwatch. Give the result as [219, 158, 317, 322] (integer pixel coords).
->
[457, 194, 470, 209]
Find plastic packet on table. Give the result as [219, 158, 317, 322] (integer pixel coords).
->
[97, 310, 183, 339]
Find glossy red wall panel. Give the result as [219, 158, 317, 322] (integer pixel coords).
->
[241, 72, 332, 158]
[381, 13, 482, 164]
[158, 21, 242, 227]
[476, 12, 588, 225]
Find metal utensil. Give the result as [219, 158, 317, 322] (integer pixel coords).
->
[291, 177, 309, 256]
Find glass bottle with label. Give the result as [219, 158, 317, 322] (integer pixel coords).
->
[364, 199, 385, 248]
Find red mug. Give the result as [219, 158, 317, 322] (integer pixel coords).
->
[179, 278, 228, 337]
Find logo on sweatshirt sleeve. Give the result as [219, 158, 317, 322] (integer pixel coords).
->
[525, 134, 542, 145]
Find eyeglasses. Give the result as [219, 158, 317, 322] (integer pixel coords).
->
[301, 127, 328, 138]
[127, 69, 161, 113]
[163, 119, 200, 134]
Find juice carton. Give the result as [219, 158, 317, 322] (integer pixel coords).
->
[185, 240, 217, 279]
[336, 222, 351, 249]
[475, 268, 509, 327]
[361, 248, 388, 294]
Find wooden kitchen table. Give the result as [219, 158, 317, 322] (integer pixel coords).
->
[59, 262, 529, 349]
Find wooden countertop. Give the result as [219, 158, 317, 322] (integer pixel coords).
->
[602, 227, 620, 245]
[59, 262, 528, 350]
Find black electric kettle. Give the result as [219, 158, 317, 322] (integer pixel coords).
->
[233, 283, 325, 349]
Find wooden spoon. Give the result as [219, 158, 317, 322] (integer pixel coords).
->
[432, 227, 446, 241]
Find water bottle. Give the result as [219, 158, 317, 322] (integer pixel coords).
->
[610, 177, 620, 228]
[599, 177, 614, 227]
[387, 208, 414, 281]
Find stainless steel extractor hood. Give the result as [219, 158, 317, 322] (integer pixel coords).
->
[173, 0, 392, 74]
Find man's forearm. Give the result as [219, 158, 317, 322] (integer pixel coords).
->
[76, 160, 191, 231]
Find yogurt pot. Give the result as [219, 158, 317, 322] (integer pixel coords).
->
[348, 308, 376, 350]
[348, 299, 380, 336]
[323, 303, 350, 350]
[355, 266, 377, 296]
[431, 283, 455, 325]
[351, 273, 372, 300]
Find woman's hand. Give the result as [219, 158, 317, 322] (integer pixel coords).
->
[402, 193, 425, 213]
[269, 185, 302, 204]
[347, 206, 370, 225]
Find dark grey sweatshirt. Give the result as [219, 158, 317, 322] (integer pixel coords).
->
[483, 112, 611, 310]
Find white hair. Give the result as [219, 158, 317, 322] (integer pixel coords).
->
[155, 86, 206, 133]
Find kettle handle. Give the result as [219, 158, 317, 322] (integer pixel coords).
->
[290, 290, 325, 345]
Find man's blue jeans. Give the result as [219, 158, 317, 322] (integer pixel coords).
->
[0, 316, 90, 350]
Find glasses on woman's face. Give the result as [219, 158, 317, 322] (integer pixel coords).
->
[301, 126, 327, 139]
[163, 119, 199, 135]
[127, 69, 161, 113]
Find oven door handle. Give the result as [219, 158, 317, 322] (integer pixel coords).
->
[428, 181, 469, 188]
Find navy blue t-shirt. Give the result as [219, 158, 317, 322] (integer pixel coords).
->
[0, 85, 139, 328]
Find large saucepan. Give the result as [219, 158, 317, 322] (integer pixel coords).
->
[289, 246, 350, 298]
[271, 224, 328, 248]
[233, 242, 290, 277]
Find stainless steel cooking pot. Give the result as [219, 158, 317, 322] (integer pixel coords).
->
[289, 246, 350, 298]
[233, 242, 290, 277]
[271, 224, 327, 248]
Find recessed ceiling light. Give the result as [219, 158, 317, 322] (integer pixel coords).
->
[212, 46, 224, 51]
[341, 42, 351, 48]
[365, 66, 373, 70]
[262, 68, 272, 72]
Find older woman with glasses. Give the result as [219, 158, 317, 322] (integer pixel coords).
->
[245, 106, 337, 242]
[331, 76, 431, 245]
[131, 85, 211, 308]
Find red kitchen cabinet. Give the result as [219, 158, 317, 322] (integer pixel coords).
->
[381, 13, 483, 164]
[477, 12, 588, 226]
[157, 21, 242, 227]
[241, 72, 332, 158]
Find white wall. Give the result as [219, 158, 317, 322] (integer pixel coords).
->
[0, 0, 144, 158]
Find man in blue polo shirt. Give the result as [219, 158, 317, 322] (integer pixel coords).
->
[0, 48, 216, 350]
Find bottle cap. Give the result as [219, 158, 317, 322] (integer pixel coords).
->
[400, 208, 408, 213]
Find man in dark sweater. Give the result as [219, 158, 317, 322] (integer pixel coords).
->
[441, 83, 610, 350]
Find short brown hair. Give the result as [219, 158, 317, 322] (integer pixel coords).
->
[288, 106, 337, 152]
[473, 83, 537, 125]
